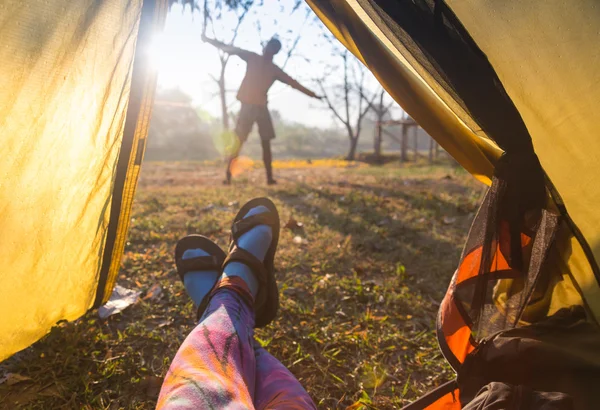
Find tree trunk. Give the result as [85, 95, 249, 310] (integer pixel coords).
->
[412, 126, 419, 161]
[429, 137, 434, 163]
[219, 67, 229, 130]
[400, 124, 408, 162]
[435, 141, 440, 158]
[374, 122, 382, 161]
[347, 137, 359, 161]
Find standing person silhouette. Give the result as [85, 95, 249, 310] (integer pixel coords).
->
[202, 35, 321, 185]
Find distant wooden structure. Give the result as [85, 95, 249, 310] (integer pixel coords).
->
[375, 115, 439, 162]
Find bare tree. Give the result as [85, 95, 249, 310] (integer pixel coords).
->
[205, 3, 253, 130]
[365, 88, 395, 161]
[318, 51, 376, 161]
[168, 0, 253, 130]
[412, 122, 419, 160]
[429, 137, 435, 163]
[400, 114, 409, 163]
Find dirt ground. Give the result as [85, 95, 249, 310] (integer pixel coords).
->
[0, 158, 485, 409]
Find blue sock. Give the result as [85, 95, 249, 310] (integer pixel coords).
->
[221, 205, 272, 298]
[182, 249, 220, 307]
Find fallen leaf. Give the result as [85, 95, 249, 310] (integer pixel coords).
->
[98, 285, 141, 319]
[442, 216, 457, 225]
[377, 218, 390, 227]
[200, 204, 214, 212]
[355, 330, 368, 340]
[39, 384, 64, 399]
[354, 266, 365, 276]
[282, 287, 299, 296]
[1, 384, 40, 407]
[345, 402, 366, 410]
[0, 373, 32, 386]
[346, 391, 372, 410]
[157, 319, 173, 328]
[143, 283, 163, 301]
[292, 236, 304, 245]
[316, 273, 334, 288]
[284, 217, 304, 230]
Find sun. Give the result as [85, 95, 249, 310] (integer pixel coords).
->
[147, 32, 175, 80]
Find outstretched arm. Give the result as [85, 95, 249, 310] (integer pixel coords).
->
[276, 70, 321, 99]
[202, 34, 252, 60]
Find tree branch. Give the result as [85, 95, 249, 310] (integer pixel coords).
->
[229, 6, 249, 44]
[281, 8, 311, 69]
[382, 127, 402, 144]
[317, 80, 347, 127]
[354, 67, 376, 137]
[343, 52, 351, 129]
[384, 99, 395, 112]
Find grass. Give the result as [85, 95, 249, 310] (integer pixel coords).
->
[0, 158, 485, 409]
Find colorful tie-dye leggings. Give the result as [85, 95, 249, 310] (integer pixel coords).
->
[157, 277, 316, 409]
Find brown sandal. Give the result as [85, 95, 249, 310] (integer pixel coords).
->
[175, 235, 226, 320]
[223, 197, 280, 328]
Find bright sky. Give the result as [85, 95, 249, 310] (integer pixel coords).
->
[150, 1, 345, 128]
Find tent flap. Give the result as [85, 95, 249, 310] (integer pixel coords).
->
[307, 0, 600, 323]
[0, 0, 166, 361]
[308, 1, 600, 408]
[93, 0, 168, 307]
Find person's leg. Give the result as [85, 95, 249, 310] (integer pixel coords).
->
[158, 200, 278, 409]
[225, 201, 315, 408]
[260, 139, 274, 185]
[226, 104, 254, 184]
[256, 107, 276, 184]
[254, 344, 317, 410]
[225, 143, 243, 185]
[157, 280, 257, 409]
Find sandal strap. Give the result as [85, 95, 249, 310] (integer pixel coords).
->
[177, 255, 222, 275]
[223, 246, 269, 309]
[231, 213, 278, 240]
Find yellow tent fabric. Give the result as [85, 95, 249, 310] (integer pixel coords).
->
[446, 0, 600, 319]
[0, 0, 167, 361]
[306, 0, 600, 324]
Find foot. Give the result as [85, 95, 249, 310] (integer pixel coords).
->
[222, 198, 280, 327]
[267, 179, 277, 185]
[221, 205, 273, 298]
[174, 235, 226, 311]
[223, 179, 231, 185]
[181, 249, 220, 307]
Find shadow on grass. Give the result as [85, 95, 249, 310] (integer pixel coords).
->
[269, 180, 469, 298]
